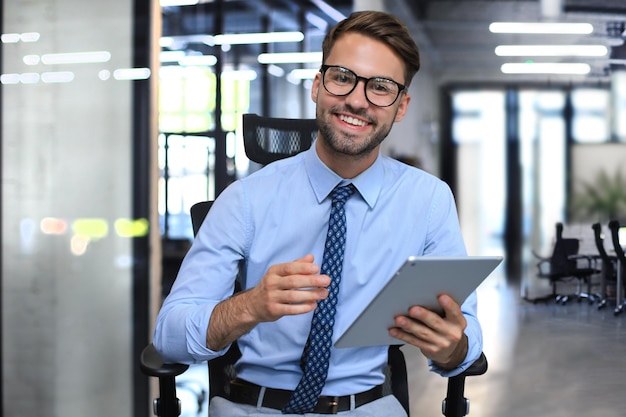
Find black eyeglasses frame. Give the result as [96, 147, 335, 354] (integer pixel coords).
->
[319, 64, 407, 107]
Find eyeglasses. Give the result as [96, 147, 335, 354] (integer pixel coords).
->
[320, 65, 406, 107]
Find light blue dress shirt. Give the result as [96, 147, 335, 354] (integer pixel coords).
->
[153, 143, 482, 396]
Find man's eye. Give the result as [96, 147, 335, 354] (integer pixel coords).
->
[335, 73, 353, 84]
[370, 81, 394, 94]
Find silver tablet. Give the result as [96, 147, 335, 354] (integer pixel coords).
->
[334, 256, 503, 348]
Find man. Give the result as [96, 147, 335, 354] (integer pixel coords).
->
[154, 10, 482, 417]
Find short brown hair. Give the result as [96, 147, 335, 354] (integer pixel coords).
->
[321, 11, 421, 87]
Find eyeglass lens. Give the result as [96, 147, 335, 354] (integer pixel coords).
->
[322, 66, 401, 107]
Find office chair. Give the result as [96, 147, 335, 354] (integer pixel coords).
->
[608, 220, 626, 316]
[527, 224, 599, 304]
[141, 113, 487, 417]
[591, 223, 618, 310]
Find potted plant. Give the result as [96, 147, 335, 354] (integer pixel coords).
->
[570, 168, 626, 223]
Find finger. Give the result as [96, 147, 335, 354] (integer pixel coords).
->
[436, 295, 467, 328]
[274, 257, 320, 277]
[388, 321, 442, 349]
[264, 260, 329, 293]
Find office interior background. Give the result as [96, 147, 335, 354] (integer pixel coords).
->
[2, 0, 626, 416]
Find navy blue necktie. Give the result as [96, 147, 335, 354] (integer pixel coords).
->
[283, 184, 355, 414]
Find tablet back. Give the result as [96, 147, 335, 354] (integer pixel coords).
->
[334, 256, 503, 348]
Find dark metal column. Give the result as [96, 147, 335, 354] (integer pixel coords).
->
[213, 0, 230, 195]
[504, 89, 523, 283]
[132, 0, 152, 416]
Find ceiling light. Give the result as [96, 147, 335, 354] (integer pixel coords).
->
[220, 70, 257, 81]
[267, 64, 285, 77]
[501, 62, 591, 74]
[489, 22, 593, 34]
[41, 51, 111, 65]
[178, 54, 217, 66]
[23, 55, 41, 65]
[495, 45, 608, 57]
[41, 71, 75, 83]
[21, 32, 40, 42]
[211, 32, 304, 46]
[114, 68, 151, 80]
[258, 52, 322, 64]
[289, 68, 319, 80]
[160, 0, 198, 6]
[1, 32, 40, 43]
[160, 50, 185, 63]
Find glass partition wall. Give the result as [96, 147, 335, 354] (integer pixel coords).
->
[445, 83, 626, 294]
[1, 1, 157, 417]
[157, 1, 352, 242]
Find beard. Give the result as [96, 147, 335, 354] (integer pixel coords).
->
[316, 104, 395, 158]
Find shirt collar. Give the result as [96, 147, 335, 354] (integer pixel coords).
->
[303, 141, 383, 208]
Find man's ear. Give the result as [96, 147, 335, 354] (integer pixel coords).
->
[311, 72, 322, 104]
[394, 93, 411, 123]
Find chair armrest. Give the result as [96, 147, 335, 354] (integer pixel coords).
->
[140, 343, 189, 378]
[568, 254, 598, 268]
[531, 250, 550, 262]
[459, 351, 488, 377]
[442, 352, 487, 417]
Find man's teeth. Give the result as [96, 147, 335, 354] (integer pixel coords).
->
[339, 115, 367, 126]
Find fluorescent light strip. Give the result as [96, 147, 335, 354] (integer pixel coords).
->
[42, 51, 111, 65]
[113, 68, 151, 80]
[1, 74, 21, 84]
[20, 73, 40, 84]
[501, 62, 591, 75]
[213, 31, 304, 45]
[160, 50, 186, 63]
[21, 32, 40, 42]
[495, 45, 608, 57]
[1, 33, 20, 43]
[489, 22, 593, 34]
[41, 71, 75, 83]
[258, 52, 322, 64]
[220, 70, 257, 81]
[1, 32, 40, 43]
[289, 68, 319, 80]
[267, 64, 285, 77]
[160, 0, 198, 6]
[23, 55, 41, 65]
[178, 55, 217, 66]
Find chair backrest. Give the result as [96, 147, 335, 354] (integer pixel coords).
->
[592, 223, 611, 261]
[592, 222, 617, 280]
[242, 113, 317, 165]
[550, 237, 580, 275]
[608, 220, 626, 261]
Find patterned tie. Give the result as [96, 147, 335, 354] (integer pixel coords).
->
[283, 184, 355, 414]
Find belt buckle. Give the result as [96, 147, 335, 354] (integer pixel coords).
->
[328, 396, 339, 414]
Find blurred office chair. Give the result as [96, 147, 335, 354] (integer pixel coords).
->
[591, 223, 618, 310]
[528, 225, 599, 304]
[141, 113, 487, 417]
[608, 220, 626, 315]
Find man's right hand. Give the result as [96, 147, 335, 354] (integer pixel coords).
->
[206, 254, 329, 351]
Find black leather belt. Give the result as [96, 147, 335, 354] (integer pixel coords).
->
[228, 378, 384, 414]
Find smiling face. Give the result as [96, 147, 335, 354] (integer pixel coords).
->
[311, 32, 411, 177]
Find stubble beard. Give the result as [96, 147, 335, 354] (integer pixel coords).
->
[316, 105, 394, 158]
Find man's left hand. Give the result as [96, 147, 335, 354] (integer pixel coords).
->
[388, 294, 468, 370]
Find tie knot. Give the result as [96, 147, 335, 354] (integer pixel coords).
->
[331, 184, 355, 205]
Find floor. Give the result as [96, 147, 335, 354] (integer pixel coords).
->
[174, 270, 626, 417]
[406, 272, 626, 417]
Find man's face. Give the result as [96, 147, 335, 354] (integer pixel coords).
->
[311, 32, 411, 158]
